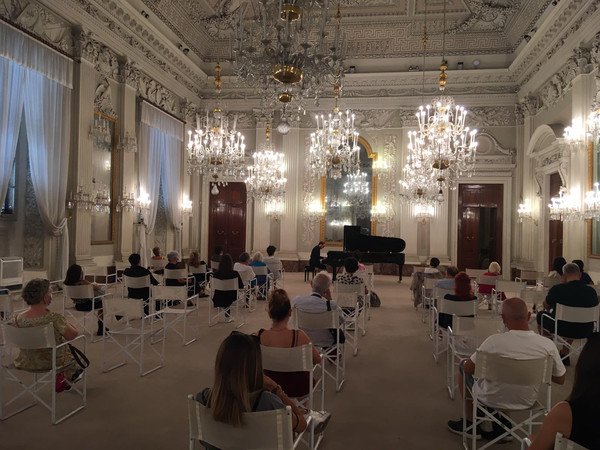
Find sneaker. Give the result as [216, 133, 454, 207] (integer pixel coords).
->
[310, 410, 332, 435]
[561, 355, 571, 366]
[447, 418, 482, 440]
[482, 414, 514, 443]
[71, 368, 84, 384]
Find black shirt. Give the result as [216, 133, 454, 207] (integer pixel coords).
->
[309, 245, 322, 267]
[123, 265, 159, 299]
[545, 280, 598, 338]
[165, 262, 187, 286]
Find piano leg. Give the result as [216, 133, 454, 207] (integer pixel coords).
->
[397, 263, 404, 283]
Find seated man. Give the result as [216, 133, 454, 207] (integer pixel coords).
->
[448, 297, 566, 440]
[123, 253, 159, 314]
[536, 262, 598, 364]
[435, 265, 459, 290]
[309, 241, 327, 271]
[233, 252, 256, 284]
[292, 271, 341, 347]
[263, 245, 281, 265]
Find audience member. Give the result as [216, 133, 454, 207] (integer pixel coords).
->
[64, 264, 105, 335]
[438, 272, 477, 329]
[264, 245, 283, 283]
[548, 256, 567, 278]
[195, 332, 307, 450]
[13, 278, 83, 392]
[424, 257, 441, 275]
[309, 241, 327, 271]
[210, 245, 224, 270]
[234, 252, 256, 282]
[351, 250, 366, 271]
[337, 257, 367, 305]
[477, 262, 502, 295]
[188, 251, 208, 297]
[448, 297, 565, 440]
[249, 252, 268, 292]
[536, 263, 598, 365]
[572, 259, 593, 285]
[411, 258, 443, 308]
[264, 245, 280, 265]
[528, 333, 600, 450]
[293, 272, 341, 346]
[435, 266, 459, 290]
[212, 254, 244, 312]
[151, 246, 165, 274]
[256, 289, 321, 397]
[123, 253, 159, 314]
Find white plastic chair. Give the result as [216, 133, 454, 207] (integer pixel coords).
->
[208, 278, 245, 327]
[84, 265, 118, 293]
[554, 432, 589, 450]
[466, 352, 553, 449]
[515, 271, 544, 285]
[261, 344, 325, 450]
[293, 307, 345, 392]
[446, 316, 504, 399]
[187, 395, 295, 450]
[466, 268, 486, 279]
[265, 260, 285, 288]
[62, 284, 112, 343]
[543, 276, 561, 288]
[251, 265, 269, 301]
[238, 269, 257, 312]
[432, 298, 478, 363]
[430, 286, 454, 340]
[151, 285, 200, 346]
[163, 268, 194, 293]
[332, 283, 362, 356]
[122, 275, 151, 299]
[355, 270, 373, 334]
[476, 275, 500, 307]
[188, 263, 208, 295]
[421, 277, 438, 323]
[492, 280, 526, 314]
[0, 323, 87, 424]
[114, 261, 129, 283]
[101, 297, 166, 377]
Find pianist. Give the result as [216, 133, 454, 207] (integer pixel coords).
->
[310, 241, 327, 271]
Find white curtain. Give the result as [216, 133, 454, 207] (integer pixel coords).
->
[24, 69, 71, 279]
[161, 133, 183, 253]
[0, 57, 26, 206]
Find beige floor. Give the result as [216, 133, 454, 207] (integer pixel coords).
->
[1, 273, 573, 450]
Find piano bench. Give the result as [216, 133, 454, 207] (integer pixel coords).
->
[304, 265, 316, 282]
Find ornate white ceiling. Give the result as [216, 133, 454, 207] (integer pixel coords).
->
[140, 0, 550, 64]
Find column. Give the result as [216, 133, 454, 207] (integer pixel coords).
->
[252, 117, 271, 254]
[279, 122, 300, 261]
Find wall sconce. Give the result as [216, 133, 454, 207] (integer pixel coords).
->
[306, 200, 325, 222]
[517, 198, 537, 225]
[584, 182, 600, 219]
[181, 195, 193, 217]
[265, 198, 283, 221]
[370, 203, 394, 224]
[136, 188, 151, 223]
[89, 117, 111, 145]
[117, 132, 138, 153]
[548, 187, 581, 221]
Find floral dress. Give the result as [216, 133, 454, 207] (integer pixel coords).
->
[13, 312, 75, 375]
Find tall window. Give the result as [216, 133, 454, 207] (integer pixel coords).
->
[1, 159, 16, 215]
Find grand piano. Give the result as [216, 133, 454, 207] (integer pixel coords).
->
[322, 226, 406, 281]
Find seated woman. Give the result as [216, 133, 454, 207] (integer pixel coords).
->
[64, 264, 105, 336]
[439, 271, 477, 329]
[477, 261, 505, 304]
[337, 257, 367, 307]
[164, 251, 194, 298]
[150, 246, 166, 274]
[528, 333, 600, 449]
[256, 289, 321, 398]
[195, 332, 307, 450]
[212, 254, 244, 312]
[249, 251, 268, 298]
[548, 256, 567, 278]
[13, 278, 83, 392]
[188, 251, 208, 297]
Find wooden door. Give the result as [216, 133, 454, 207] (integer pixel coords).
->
[548, 172, 563, 270]
[457, 184, 503, 271]
[208, 183, 247, 262]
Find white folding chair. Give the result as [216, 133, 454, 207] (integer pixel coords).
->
[114, 261, 129, 283]
[293, 307, 345, 392]
[553, 432, 589, 450]
[476, 275, 500, 307]
[589, 284, 600, 297]
[543, 276, 561, 288]
[541, 304, 600, 363]
[355, 270, 373, 335]
[466, 352, 553, 449]
[492, 280, 526, 315]
[149, 259, 167, 284]
[62, 284, 111, 343]
[188, 264, 208, 295]
[466, 269, 487, 279]
[164, 268, 194, 293]
[261, 344, 325, 450]
[251, 265, 269, 301]
[520, 288, 547, 318]
[151, 285, 200, 346]
[332, 284, 362, 356]
[208, 278, 245, 327]
[265, 260, 285, 288]
[421, 277, 438, 323]
[238, 269, 257, 312]
[0, 323, 87, 424]
[515, 271, 544, 285]
[101, 297, 166, 377]
[430, 286, 454, 340]
[84, 265, 118, 293]
[432, 298, 478, 363]
[187, 395, 295, 450]
[122, 275, 151, 299]
[446, 316, 504, 400]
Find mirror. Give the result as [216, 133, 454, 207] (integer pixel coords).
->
[321, 137, 377, 245]
[91, 111, 117, 244]
[589, 133, 600, 256]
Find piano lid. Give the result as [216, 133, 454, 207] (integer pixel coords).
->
[343, 225, 406, 253]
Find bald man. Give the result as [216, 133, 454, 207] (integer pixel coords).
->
[448, 298, 566, 440]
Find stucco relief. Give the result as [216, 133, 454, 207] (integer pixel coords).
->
[94, 77, 116, 118]
[76, 31, 119, 79]
[138, 74, 182, 116]
[468, 106, 515, 128]
[447, 0, 516, 35]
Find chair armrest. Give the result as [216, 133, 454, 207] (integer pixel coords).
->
[56, 333, 86, 349]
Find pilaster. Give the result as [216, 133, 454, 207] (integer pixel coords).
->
[279, 125, 300, 260]
[252, 120, 271, 255]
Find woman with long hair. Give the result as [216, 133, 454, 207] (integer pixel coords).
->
[548, 256, 567, 278]
[195, 332, 307, 449]
[64, 264, 105, 335]
[528, 333, 600, 449]
[439, 271, 477, 329]
[188, 251, 208, 297]
[211, 254, 244, 311]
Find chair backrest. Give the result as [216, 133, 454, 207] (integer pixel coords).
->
[477, 275, 500, 286]
[211, 261, 220, 271]
[1, 323, 56, 349]
[518, 271, 543, 282]
[423, 277, 438, 290]
[450, 316, 504, 339]
[335, 282, 363, 294]
[332, 291, 359, 308]
[150, 259, 168, 270]
[84, 265, 109, 276]
[260, 344, 314, 372]
[211, 278, 239, 292]
[152, 285, 187, 301]
[189, 264, 207, 275]
[63, 284, 94, 300]
[554, 432, 589, 450]
[413, 266, 426, 274]
[239, 269, 255, 285]
[123, 275, 151, 289]
[495, 280, 526, 294]
[0, 294, 12, 314]
[543, 276, 561, 288]
[187, 395, 294, 450]
[438, 298, 478, 317]
[294, 307, 340, 330]
[103, 297, 145, 319]
[520, 288, 547, 307]
[251, 266, 269, 276]
[164, 268, 188, 280]
[434, 287, 454, 300]
[363, 264, 374, 275]
[265, 261, 283, 274]
[466, 268, 487, 279]
[555, 304, 600, 324]
[474, 351, 553, 385]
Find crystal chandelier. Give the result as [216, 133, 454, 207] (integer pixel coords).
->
[233, 1, 346, 117]
[414, 199, 435, 221]
[584, 183, 600, 219]
[548, 187, 581, 221]
[187, 63, 247, 186]
[94, 185, 111, 214]
[309, 81, 360, 179]
[67, 185, 94, 211]
[118, 132, 138, 153]
[116, 189, 136, 213]
[265, 198, 284, 221]
[517, 198, 534, 223]
[343, 171, 369, 205]
[245, 121, 287, 202]
[181, 195, 193, 217]
[89, 117, 111, 145]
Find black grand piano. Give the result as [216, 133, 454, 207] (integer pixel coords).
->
[322, 226, 406, 281]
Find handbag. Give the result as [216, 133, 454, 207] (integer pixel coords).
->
[326, 300, 345, 344]
[68, 344, 90, 369]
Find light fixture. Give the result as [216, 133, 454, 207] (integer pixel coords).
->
[136, 188, 151, 223]
[370, 202, 394, 224]
[117, 131, 137, 153]
[181, 195, 193, 217]
[517, 198, 537, 225]
[265, 198, 283, 221]
[584, 183, 600, 219]
[414, 200, 435, 221]
[93, 185, 111, 214]
[188, 63, 247, 192]
[67, 185, 94, 211]
[548, 187, 581, 221]
[211, 184, 220, 196]
[233, 1, 346, 116]
[588, 109, 600, 139]
[342, 171, 369, 204]
[115, 187, 136, 213]
[89, 116, 111, 145]
[306, 199, 326, 222]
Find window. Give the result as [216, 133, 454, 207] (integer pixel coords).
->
[1, 158, 16, 215]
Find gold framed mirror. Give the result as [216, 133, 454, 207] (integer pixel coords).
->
[588, 133, 600, 257]
[91, 111, 117, 245]
[320, 136, 377, 245]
